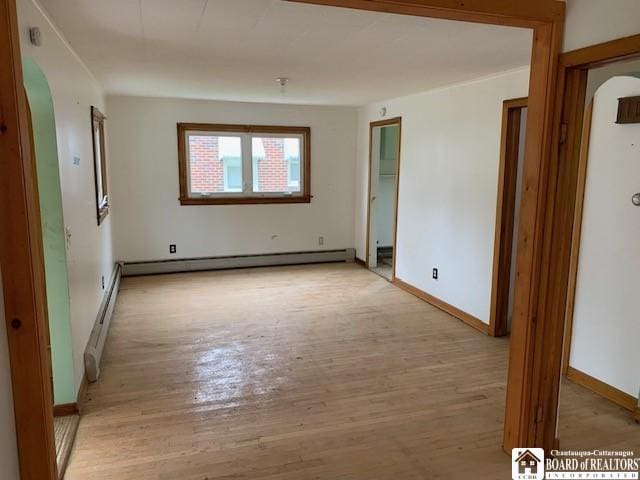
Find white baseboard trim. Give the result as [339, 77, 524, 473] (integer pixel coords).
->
[84, 262, 122, 383]
[121, 249, 356, 277]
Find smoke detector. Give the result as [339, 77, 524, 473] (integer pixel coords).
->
[276, 77, 290, 94]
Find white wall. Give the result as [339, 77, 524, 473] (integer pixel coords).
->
[18, 0, 115, 393]
[564, 0, 640, 52]
[0, 273, 19, 480]
[107, 96, 357, 262]
[569, 76, 640, 398]
[356, 68, 530, 323]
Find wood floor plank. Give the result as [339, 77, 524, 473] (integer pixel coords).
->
[64, 264, 640, 479]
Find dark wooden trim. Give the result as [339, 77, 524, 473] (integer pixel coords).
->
[369, 118, 403, 129]
[560, 33, 640, 69]
[91, 106, 109, 225]
[177, 123, 311, 205]
[489, 97, 527, 338]
[634, 408, 640, 424]
[616, 96, 640, 124]
[76, 374, 89, 414]
[285, 0, 565, 27]
[506, 34, 640, 451]
[365, 117, 401, 273]
[179, 195, 311, 206]
[566, 367, 638, 412]
[561, 99, 593, 376]
[503, 17, 565, 452]
[53, 364, 89, 417]
[390, 119, 402, 282]
[178, 123, 311, 135]
[393, 278, 490, 335]
[354, 257, 367, 268]
[53, 403, 78, 417]
[0, 0, 58, 477]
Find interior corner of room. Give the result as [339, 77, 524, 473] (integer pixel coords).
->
[1, 0, 640, 479]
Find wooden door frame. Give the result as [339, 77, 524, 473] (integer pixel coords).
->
[289, 0, 566, 452]
[0, 0, 58, 479]
[556, 37, 640, 379]
[0, 2, 568, 479]
[513, 33, 640, 450]
[489, 97, 528, 338]
[365, 117, 402, 281]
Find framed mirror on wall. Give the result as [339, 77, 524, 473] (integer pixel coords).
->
[91, 106, 109, 225]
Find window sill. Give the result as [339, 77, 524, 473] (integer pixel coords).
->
[179, 195, 311, 205]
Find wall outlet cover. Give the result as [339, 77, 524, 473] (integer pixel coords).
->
[432, 268, 438, 280]
[169, 244, 176, 254]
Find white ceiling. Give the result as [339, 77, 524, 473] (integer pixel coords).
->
[37, 0, 533, 106]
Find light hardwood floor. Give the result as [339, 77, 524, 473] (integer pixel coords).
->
[65, 264, 639, 479]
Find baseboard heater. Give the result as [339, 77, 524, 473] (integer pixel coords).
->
[122, 249, 356, 277]
[84, 262, 122, 382]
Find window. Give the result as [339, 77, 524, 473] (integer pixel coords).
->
[285, 138, 301, 188]
[178, 123, 310, 205]
[91, 106, 109, 224]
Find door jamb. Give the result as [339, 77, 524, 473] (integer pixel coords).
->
[0, 0, 58, 479]
[489, 97, 528, 337]
[0, 2, 569, 477]
[556, 36, 640, 380]
[365, 117, 402, 281]
[514, 33, 640, 449]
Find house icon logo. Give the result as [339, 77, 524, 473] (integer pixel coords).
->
[512, 448, 545, 480]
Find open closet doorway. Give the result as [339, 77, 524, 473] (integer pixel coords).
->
[489, 98, 527, 337]
[366, 118, 401, 281]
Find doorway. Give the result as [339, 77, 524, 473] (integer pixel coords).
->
[557, 55, 640, 449]
[0, 2, 566, 476]
[366, 118, 401, 282]
[23, 58, 79, 477]
[490, 98, 527, 337]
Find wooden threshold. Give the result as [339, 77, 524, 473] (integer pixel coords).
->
[54, 414, 79, 479]
[393, 278, 489, 335]
[53, 403, 78, 417]
[566, 366, 638, 412]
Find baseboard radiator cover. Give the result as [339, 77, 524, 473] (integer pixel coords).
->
[84, 262, 122, 383]
[122, 249, 356, 277]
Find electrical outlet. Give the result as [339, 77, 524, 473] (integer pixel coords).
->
[169, 244, 177, 254]
[432, 268, 438, 280]
[318, 236, 324, 246]
[101, 275, 105, 290]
